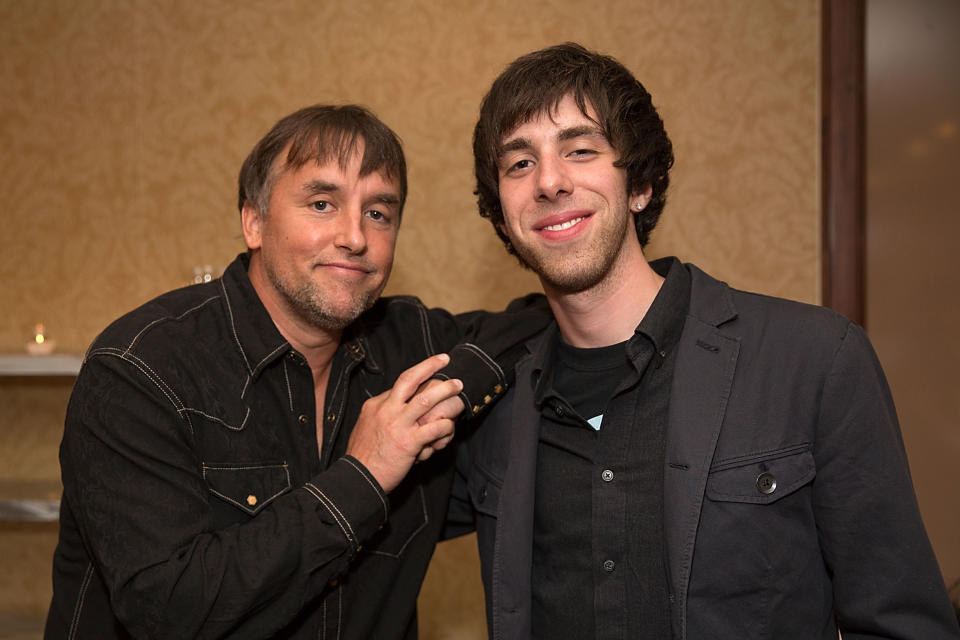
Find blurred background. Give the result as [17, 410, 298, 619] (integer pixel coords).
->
[0, 0, 955, 637]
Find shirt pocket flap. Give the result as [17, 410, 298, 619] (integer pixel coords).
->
[706, 446, 815, 505]
[467, 463, 502, 518]
[202, 463, 291, 516]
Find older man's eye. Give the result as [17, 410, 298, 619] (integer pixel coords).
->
[311, 201, 329, 212]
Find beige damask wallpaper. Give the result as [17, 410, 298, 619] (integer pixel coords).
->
[0, 0, 819, 636]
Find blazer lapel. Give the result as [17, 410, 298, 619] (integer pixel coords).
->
[492, 349, 544, 640]
[664, 266, 740, 639]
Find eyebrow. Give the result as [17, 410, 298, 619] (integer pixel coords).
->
[498, 125, 606, 158]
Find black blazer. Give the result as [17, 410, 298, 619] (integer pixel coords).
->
[448, 263, 958, 639]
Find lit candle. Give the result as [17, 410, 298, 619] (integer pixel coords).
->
[26, 323, 56, 355]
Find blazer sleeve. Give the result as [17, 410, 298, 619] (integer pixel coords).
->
[811, 322, 959, 638]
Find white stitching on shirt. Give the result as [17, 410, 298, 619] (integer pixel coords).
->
[305, 482, 356, 544]
[220, 278, 252, 374]
[124, 296, 220, 355]
[303, 483, 349, 541]
[252, 342, 288, 376]
[179, 406, 251, 431]
[386, 297, 435, 354]
[282, 360, 294, 412]
[341, 457, 388, 519]
[90, 348, 192, 432]
[67, 561, 95, 640]
[457, 342, 506, 380]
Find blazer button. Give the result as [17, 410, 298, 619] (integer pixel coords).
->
[756, 472, 777, 495]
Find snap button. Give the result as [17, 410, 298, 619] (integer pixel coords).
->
[478, 485, 488, 503]
[554, 404, 564, 417]
[756, 472, 777, 495]
[327, 413, 336, 423]
[494, 384, 503, 393]
[603, 559, 615, 572]
[298, 414, 309, 425]
[601, 469, 614, 482]
[472, 405, 481, 414]
[246, 494, 258, 507]
[483, 395, 492, 404]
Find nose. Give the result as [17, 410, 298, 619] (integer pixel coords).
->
[334, 209, 367, 254]
[536, 155, 573, 201]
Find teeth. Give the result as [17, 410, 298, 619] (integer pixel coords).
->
[543, 217, 584, 231]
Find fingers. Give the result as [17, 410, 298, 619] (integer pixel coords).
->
[404, 378, 463, 426]
[417, 391, 465, 426]
[389, 353, 451, 403]
[416, 420, 456, 462]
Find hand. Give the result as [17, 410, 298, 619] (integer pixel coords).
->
[415, 379, 466, 462]
[345, 354, 463, 493]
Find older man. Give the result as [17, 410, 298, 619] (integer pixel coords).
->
[46, 105, 543, 639]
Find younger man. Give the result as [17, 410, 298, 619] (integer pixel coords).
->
[448, 43, 959, 639]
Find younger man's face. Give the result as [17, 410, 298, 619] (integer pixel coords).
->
[495, 94, 649, 294]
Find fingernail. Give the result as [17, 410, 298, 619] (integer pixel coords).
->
[437, 353, 450, 363]
[454, 379, 463, 390]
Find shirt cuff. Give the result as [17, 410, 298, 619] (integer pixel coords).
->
[435, 343, 508, 419]
[303, 456, 388, 551]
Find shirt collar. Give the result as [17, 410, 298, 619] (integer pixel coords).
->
[529, 256, 691, 398]
[218, 253, 376, 380]
[630, 256, 691, 364]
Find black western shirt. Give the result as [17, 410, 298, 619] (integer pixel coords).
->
[46, 253, 546, 639]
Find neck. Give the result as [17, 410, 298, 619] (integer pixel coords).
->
[544, 243, 663, 348]
[247, 254, 341, 376]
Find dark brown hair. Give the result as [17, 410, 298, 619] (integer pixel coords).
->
[238, 104, 407, 217]
[473, 43, 674, 253]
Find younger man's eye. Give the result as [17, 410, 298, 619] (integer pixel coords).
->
[311, 200, 329, 212]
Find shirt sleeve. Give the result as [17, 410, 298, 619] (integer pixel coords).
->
[429, 293, 552, 420]
[60, 352, 389, 639]
[811, 322, 959, 638]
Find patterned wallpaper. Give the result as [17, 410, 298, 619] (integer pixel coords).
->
[0, 1, 819, 635]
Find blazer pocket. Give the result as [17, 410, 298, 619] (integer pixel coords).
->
[706, 445, 815, 505]
[467, 462, 502, 518]
[203, 462, 291, 516]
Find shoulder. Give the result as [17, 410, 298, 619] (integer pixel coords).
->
[88, 281, 225, 358]
[686, 262, 854, 347]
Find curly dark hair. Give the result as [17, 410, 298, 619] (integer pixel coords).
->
[473, 43, 674, 255]
[238, 104, 407, 218]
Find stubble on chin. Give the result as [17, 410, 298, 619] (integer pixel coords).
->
[510, 220, 628, 295]
[267, 267, 379, 331]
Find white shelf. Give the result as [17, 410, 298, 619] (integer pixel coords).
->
[0, 480, 61, 522]
[0, 354, 82, 376]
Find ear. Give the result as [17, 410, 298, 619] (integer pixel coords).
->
[630, 184, 654, 212]
[241, 201, 264, 250]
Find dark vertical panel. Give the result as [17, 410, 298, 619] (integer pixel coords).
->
[822, 0, 866, 325]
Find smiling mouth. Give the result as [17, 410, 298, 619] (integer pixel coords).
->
[319, 262, 373, 275]
[541, 216, 587, 232]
